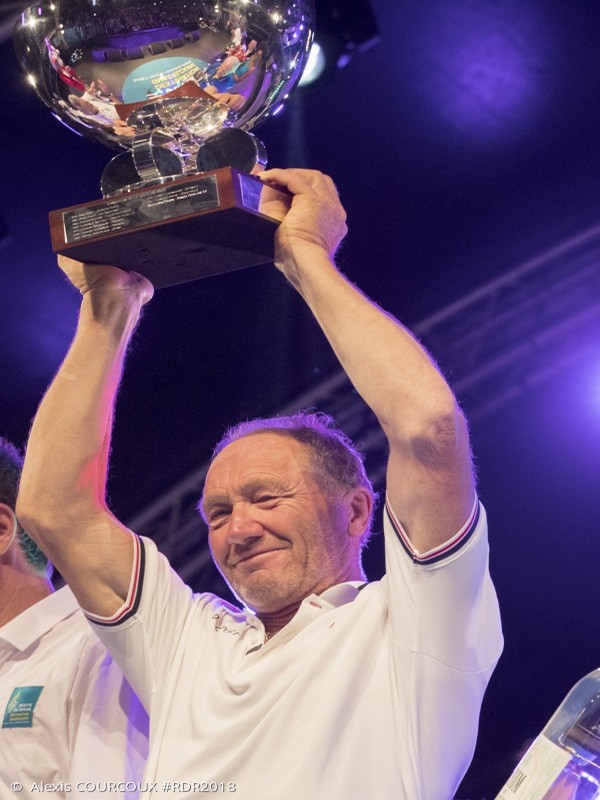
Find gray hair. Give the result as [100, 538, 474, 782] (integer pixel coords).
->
[210, 411, 378, 544]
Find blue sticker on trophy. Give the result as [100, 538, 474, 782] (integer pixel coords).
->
[2, 686, 44, 728]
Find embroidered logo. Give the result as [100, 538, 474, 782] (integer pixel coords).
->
[211, 613, 241, 637]
[2, 686, 44, 728]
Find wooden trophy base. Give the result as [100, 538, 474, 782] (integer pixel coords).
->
[49, 167, 284, 289]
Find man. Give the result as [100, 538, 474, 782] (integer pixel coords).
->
[0, 438, 149, 799]
[17, 169, 503, 799]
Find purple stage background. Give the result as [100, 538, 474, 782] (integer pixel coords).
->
[2, 1, 600, 796]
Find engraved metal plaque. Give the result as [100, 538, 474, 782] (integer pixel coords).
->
[49, 168, 285, 289]
[63, 177, 219, 243]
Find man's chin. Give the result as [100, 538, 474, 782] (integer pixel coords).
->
[230, 574, 295, 614]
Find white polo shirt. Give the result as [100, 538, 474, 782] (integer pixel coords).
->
[87, 497, 503, 800]
[0, 587, 149, 799]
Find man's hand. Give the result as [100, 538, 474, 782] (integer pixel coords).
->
[58, 256, 154, 306]
[259, 169, 348, 267]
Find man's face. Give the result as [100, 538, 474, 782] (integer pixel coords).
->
[202, 432, 358, 614]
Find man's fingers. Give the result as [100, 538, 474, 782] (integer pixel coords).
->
[58, 254, 85, 272]
[57, 256, 154, 304]
[260, 168, 329, 196]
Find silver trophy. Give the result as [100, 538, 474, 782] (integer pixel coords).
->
[13, 0, 314, 286]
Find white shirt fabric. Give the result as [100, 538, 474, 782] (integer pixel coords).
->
[0, 586, 149, 800]
[87, 496, 503, 800]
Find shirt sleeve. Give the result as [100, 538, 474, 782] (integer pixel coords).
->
[83, 533, 201, 711]
[381, 495, 503, 796]
[67, 632, 149, 799]
[383, 494, 503, 672]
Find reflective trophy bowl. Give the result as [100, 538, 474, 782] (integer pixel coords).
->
[14, 0, 314, 194]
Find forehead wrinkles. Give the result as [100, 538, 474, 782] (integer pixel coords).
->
[205, 471, 299, 503]
[201, 437, 313, 511]
[210, 433, 312, 477]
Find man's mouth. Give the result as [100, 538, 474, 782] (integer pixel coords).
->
[231, 548, 285, 567]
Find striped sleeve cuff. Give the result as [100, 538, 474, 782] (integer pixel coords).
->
[385, 495, 481, 566]
[84, 533, 146, 627]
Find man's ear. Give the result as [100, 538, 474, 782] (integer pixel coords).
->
[346, 488, 373, 540]
[0, 503, 17, 556]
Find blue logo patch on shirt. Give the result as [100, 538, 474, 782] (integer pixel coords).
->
[2, 686, 44, 728]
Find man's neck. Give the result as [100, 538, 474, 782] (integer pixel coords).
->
[0, 566, 54, 628]
[259, 601, 304, 640]
[258, 568, 365, 640]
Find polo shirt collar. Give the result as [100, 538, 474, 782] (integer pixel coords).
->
[0, 586, 80, 652]
[317, 580, 367, 608]
[242, 580, 367, 636]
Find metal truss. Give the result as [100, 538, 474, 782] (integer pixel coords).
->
[128, 222, 600, 587]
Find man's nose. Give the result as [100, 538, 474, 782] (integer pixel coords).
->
[228, 504, 262, 544]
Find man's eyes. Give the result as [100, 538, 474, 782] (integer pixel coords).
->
[254, 494, 286, 506]
[207, 508, 230, 524]
[206, 494, 284, 523]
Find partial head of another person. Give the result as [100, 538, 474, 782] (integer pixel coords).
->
[0, 437, 52, 578]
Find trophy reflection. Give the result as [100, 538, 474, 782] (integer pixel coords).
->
[13, 0, 314, 287]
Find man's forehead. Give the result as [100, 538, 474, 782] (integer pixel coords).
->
[202, 432, 313, 498]
[212, 430, 310, 465]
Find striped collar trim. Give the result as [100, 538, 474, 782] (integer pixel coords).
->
[84, 533, 145, 627]
[385, 495, 480, 565]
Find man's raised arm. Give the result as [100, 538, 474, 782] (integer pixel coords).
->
[259, 168, 474, 551]
[16, 261, 153, 616]
[18, 165, 473, 613]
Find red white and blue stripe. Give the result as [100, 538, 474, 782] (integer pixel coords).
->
[85, 533, 145, 627]
[385, 496, 480, 566]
